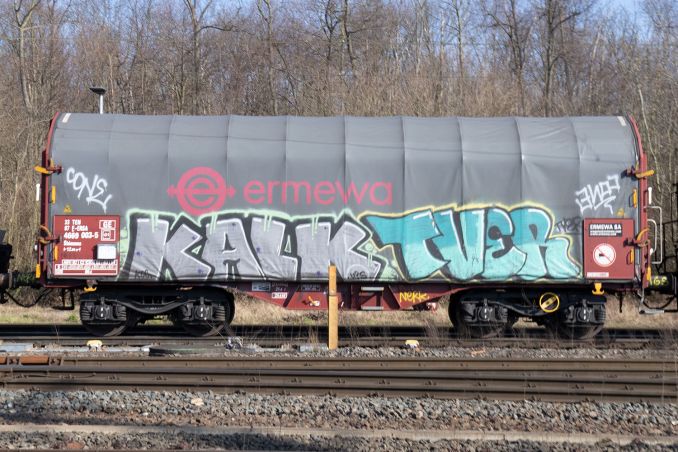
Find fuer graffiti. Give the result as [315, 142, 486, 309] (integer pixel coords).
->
[365, 205, 580, 281]
[121, 204, 580, 282]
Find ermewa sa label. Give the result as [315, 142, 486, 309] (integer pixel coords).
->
[583, 218, 634, 280]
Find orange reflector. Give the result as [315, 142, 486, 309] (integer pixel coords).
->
[635, 169, 655, 178]
[54, 245, 58, 261]
[35, 263, 41, 278]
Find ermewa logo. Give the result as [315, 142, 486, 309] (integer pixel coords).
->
[168, 166, 392, 215]
[167, 167, 236, 216]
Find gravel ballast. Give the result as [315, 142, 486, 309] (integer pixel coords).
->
[40, 343, 678, 361]
[2, 344, 676, 450]
[0, 430, 673, 451]
[0, 389, 676, 436]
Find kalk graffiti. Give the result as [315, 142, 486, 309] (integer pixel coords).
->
[122, 212, 382, 282]
[121, 204, 580, 283]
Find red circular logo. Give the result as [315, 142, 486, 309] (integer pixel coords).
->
[593, 243, 616, 268]
[167, 167, 235, 216]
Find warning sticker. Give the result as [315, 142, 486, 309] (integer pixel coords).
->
[593, 243, 616, 268]
[588, 222, 623, 237]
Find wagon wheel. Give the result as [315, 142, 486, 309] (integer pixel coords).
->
[449, 301, 506, 339]
[545, 320, 603, 340]
[172, 294, 235, 337]
[177, 319, 226, 337]
[81, 319, 129, 337]
[80, 306, 140, 337]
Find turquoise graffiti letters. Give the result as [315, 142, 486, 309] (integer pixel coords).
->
[364, 205, 580, 281]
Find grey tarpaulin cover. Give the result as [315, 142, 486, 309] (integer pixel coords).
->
[48, 113, 639, 283]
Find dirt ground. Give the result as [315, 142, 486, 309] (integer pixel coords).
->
[0, 292, 675, 329]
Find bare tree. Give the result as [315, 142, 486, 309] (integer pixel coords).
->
[485, 0, 532, 115]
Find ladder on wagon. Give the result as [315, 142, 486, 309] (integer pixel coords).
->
[644, 182, 678, 313]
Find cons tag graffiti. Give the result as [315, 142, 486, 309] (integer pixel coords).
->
[119, 203, 580, 283]
[364, 206, 580, 281]
[65, 167, 113, 213]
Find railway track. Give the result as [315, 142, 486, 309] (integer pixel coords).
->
[0, 356, 675, 403]
[0, 324, 675, 348]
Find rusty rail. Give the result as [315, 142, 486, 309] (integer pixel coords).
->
[0, 324, 675, 349]
[0, 356, 675, 403]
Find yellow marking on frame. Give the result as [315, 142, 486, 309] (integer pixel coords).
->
[538, 292, 560, 313]
[635, 169, 655, 179]
[328, 264, 338, 350]
[635, 228, 648, 243]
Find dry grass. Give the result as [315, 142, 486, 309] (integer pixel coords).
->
[231, 293, 450, 327]
[0, 303, 78, 324]
[233, 295, 678, 329]
[0, 293, 675, 330]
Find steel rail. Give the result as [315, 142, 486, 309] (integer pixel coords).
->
[41, 356, 678, 371]
[0, 324, 674, 348]
[0, 356, 675, 403]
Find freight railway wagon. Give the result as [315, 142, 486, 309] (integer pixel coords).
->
[3, 113, 677, 338]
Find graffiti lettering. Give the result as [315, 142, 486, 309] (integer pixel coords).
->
[123, 212, 381, 282]
[66, 167, 113, 212]
[575, 175, 620, 215]
[121, 203, 581, 283]
[399, 291, 428, 303]
[554, 216, 582, 234]
[364, 206, 580, 281]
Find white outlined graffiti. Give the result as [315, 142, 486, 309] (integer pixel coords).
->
[123, 211, 382, 282]
[574, 175, 620, 215]
[120, 203, 581, 283]
[65, 167, 113, 213]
